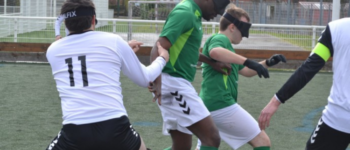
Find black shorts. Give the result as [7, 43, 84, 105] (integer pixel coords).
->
[306, 118, 350, 150]
[46, 116, 141, 150]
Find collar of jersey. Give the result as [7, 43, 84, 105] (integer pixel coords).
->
[68, 30, 93, 36]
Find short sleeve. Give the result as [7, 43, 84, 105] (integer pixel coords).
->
[160, 8, 194, 45]
[207, 35, 226, 53]
[238, 64, 245, 70]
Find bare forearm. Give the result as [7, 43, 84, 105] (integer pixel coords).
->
[150, 42, 160, 63]
[199, 53, 214, 65]
[260, 60, 268, 68]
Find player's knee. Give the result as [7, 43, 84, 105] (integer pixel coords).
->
[212, 131, 221, 147]
[250, 131, 271, 147]
[210, 125, 221, 147]
[201, 131, 221, 147]
[260, 131, 271, 146]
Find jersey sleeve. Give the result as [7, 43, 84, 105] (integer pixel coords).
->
[316, 25, 333, 58]
[117, 39, 166, 88]
[207, 36, 226, 53]
[55, 15, 65, 36]
[238, 64, 245, 70]
[160, 8, 193, 45]
[274, 26, 333, 103]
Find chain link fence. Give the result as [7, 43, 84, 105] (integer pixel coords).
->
[0, 6, 20, 15]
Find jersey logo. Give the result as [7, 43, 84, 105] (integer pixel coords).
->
[171, 91, 191, 115]
[47, 132, 61, 150]
[64, 11, 77, 18]
[130, 125, 138, 137]
[310, 119, 323, 143]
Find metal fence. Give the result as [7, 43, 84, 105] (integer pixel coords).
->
[235, 1, 350, 25]
[0, 6, 20, 15]
[128, 1, 350, 26]
[0, 0, 110, 17]
[0, 16, 325, 51]
[2, 0, 349, 26]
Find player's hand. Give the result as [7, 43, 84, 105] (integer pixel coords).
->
[148, 80, 162, 105]
[55, 35, 62, 41]
[266, 54, 287, 67]
[243, 59, 269, 78]
[211, 61, 232, 75]
[128, 40, 143, 53]
[157, 42, 169, 62]
[258, 96, 281, 130]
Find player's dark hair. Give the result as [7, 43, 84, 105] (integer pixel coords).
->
[219, 4, 250, 31]
[60, 0, 95, 32]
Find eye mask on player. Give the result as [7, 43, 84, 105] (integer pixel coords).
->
[223, 12, 251, 38]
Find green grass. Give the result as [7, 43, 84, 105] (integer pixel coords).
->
[0, 63, 348, 150]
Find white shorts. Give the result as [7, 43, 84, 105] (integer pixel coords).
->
[158, 73, 210, 135]
[196, 104, 261, 150]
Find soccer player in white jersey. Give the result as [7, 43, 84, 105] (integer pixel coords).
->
[45, 0, 169, 150]
[54, 14, 69, 41]
[259, 18, 350, 150]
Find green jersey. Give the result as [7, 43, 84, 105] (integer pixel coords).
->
[160, 0, 203, 82]
[200, 34, 245, 112]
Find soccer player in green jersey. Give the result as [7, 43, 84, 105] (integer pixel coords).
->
[196, 4, 286, 150]
[149, 0, 233, 150]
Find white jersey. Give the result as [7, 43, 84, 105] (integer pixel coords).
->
[55, 14, 69, 36]
[47, 31, 166, 125]
[322, 18, 350, 133]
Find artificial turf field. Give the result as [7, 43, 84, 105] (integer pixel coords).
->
[0, 63, 348, 150]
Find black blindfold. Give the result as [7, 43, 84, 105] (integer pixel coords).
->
[223, 13, 251, 38]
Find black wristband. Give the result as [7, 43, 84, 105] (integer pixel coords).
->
[265, 59, 271, 66]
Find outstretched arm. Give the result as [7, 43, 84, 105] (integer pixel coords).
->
[259, 25, 333, 130]
[239, 54, 286, 77]
[209, 46, 271, 78]
[120, 39, 169, 88]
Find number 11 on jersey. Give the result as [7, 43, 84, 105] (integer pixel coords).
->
[65, 55, 89, 87]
